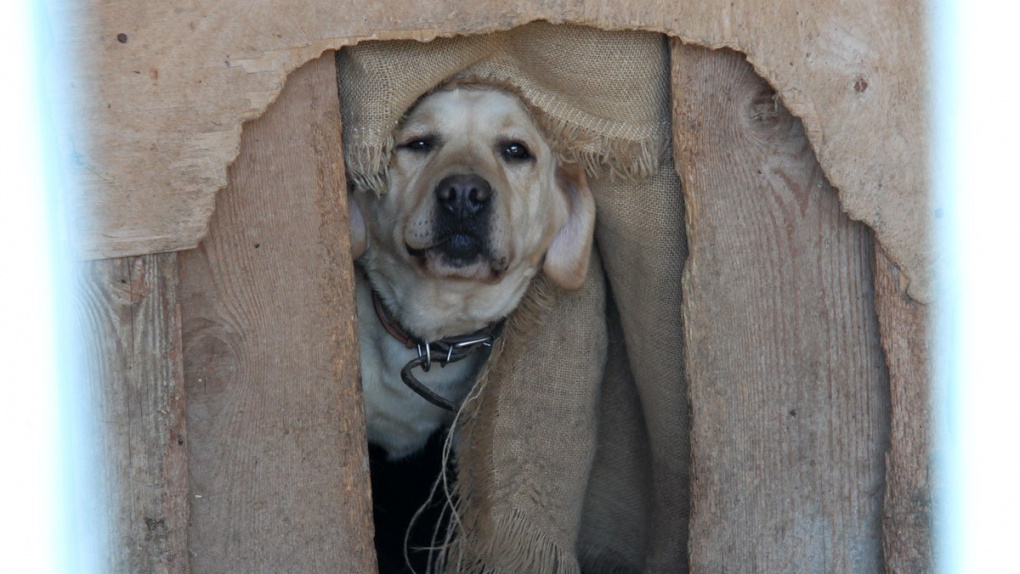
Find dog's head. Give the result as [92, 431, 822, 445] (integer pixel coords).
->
[348, 85, 595, 339]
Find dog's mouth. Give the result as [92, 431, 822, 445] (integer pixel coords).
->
[407, 232, 483, 262]
[439, 232, 484, 260]
[406, 232, 507, 282]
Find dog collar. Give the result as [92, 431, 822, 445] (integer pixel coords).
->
[371, 290, 502, 411]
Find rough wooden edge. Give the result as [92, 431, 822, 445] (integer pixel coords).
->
[874, 243, 934, 573]
[70, 253, 190, 573]
[673, 40, 888, 572]
[68, 2, 930, 305]
[178, 52, 377, 572]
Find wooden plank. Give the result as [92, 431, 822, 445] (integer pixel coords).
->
[874, 244, 933, 572]
[69, 252, 189, 572]
[672, 42, 890, 572]
[177, 52, 377, 572]
[56, 0, 931, 304]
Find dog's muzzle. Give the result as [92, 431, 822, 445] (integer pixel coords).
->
[432, 174, 493, 263]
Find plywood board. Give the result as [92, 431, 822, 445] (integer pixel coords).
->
[672, 43, 890, 572]
[177, 53, 376, 572]
[69, 253, 189, 573]
[50, 0, 931, 300]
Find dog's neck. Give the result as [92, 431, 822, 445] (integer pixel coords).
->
[371, 289, 500, 349]
[370, 289, 503, 411]
[371, 289, 422, 349]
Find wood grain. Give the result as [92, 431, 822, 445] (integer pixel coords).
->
[672, 43, 890, 572]
[69, 253, 189, 573]
[57, 0, 931, 303]
[874, 244, 933, 573]
[177, 53, 376, 572]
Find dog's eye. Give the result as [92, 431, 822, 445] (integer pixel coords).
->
[400, 137, 436, 153]
[500, 141, 532, 162]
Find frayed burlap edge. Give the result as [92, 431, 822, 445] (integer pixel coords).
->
[344, 86, 668, 196]
[436, 507, 582, 574]
[344, 127, 395, 195]
[346, 123, 665, 196]
[534, 116, 666, 182]
[430, 277, 582, 574]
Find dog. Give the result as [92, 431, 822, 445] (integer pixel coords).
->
[347, 83, 596, 460]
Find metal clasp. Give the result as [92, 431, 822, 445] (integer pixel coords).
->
[416, 339, 432, 371]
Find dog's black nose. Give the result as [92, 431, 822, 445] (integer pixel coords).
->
[435, 175, 492, 219]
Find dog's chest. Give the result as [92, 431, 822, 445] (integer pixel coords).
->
[355, 278, 483, 459]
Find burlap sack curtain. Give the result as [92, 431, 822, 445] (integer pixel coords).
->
[337, 23, 688, 574]
[337, 22, 670, 190]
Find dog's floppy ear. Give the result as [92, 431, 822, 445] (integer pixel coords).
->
[544, 162, 596, 291]
[347, 192, 368, 260]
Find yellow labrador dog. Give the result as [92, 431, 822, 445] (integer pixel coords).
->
[347, 84, 596, 459]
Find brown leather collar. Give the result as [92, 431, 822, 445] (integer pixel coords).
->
[371, 289, 503, 350]
[371, 289, 419, 349]
[370, 289, 504, 411]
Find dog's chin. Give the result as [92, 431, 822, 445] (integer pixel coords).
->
[407, 237, 506, 284]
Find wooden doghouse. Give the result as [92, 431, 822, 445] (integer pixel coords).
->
[61, 0, 931, 572]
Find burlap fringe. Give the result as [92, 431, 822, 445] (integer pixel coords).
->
[345, 129, 394, 195]
[426, 277, 585, 574]
[436, 508, 582, 574]
[538, 115, 666, 182]
[345, 115, 666, 195]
